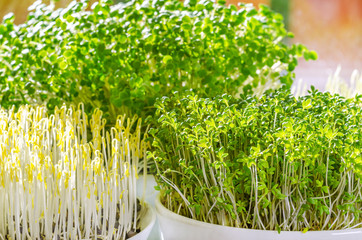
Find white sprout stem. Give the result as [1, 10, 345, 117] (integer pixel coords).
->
[0, 105, 146, 239]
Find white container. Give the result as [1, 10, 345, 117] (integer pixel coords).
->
[129, 201, 156, 240]
[136, 175, 162, 240]
[155, 195, 362, 240]
[136, 174, 159, 206]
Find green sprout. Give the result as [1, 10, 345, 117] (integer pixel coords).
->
[0, 0, 315, 123]
[150, 89, 362, 231]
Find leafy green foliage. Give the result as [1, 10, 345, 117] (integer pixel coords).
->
[150, 89, 362, 231]
[0, 0, 314, 123]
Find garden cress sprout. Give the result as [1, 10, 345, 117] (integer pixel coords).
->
[150, 89, 362, 232]
[0, 0, 315, 122]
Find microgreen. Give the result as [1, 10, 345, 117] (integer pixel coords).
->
[0, 0, 314, 123]
[0, 104, 148, 239]
[150, 89, 362, 231]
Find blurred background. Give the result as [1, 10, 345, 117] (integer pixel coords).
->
[1, 0, 361, 91]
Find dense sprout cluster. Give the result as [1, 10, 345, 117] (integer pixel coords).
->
[0, 105, 148, 239]
[4, 0, 360, 236]
[0, 0, 314, 122]
[151, 89, 362, 231]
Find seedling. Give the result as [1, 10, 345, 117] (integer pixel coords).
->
[151, 89, 362, 231]
[0, 104, 148, 239]
[0, 0, 315, 122]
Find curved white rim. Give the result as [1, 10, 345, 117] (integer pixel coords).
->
[128, 201, 156, 240]
[155, 194, 362, 235]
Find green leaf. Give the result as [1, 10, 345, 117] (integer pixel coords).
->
[195, 4, 205, 11]
[59, 60, 67, 70]
[64, 50, 73, 59]
[308, 51, 318, 61]
[195, 204, 201, 216]
[247, 9, 258, 17]
[49, 54, 58, 64]
[0, 25, 7, 34]
[66, 15, 75, 23]
[302, 99, 312, 110]
[162, 55, 173, 64]
[307, 198, 316, 205]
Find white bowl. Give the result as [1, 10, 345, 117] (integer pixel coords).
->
[128, 201, 156, 240]
[155, 195, 362, 240]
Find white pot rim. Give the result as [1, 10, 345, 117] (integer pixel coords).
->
[128, 201, 156, 240]
[155, 194, 362, 235]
